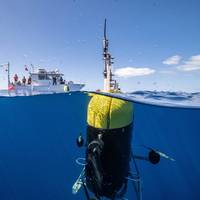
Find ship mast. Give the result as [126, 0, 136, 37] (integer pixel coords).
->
[103, 19, 119, 92]
[0, 62, 10, 89]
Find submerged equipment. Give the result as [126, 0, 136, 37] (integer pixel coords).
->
[72, 93, 175, 200]
[85, 94, 134, 199]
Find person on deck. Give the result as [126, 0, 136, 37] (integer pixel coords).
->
[27, 76, 32, 85]
[53, 76, 57, 85]
[14, 74, 18, 84]
[22, 76, 26, 85]
[59, 76, 64, 84]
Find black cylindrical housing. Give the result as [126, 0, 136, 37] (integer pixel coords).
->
[85, 124, 132, 199]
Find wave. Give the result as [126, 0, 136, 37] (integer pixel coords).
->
[127, 90, 200, 108]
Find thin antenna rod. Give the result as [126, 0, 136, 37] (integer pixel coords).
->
[104, 18, 107, 40]
[7, 62, 10, 86]
[0, 62, 10, 89]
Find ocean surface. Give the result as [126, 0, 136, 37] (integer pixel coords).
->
[128, 90, 200, 108]
[0, 91, 199, 199]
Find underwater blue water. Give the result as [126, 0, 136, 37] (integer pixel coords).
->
[0, 91, 199, 199]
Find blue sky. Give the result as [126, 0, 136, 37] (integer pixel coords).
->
[0, 0, 200, 92]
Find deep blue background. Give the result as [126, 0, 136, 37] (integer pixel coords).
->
[0, 92, 199, 199]
[133, 103, 200, 200]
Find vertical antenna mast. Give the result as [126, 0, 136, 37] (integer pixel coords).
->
[104, 18, 107, 41]
[7, 62, 10, 86]
[103, 19, 119, 92]
[103, 19, 112, 92]
[0, 62, 10, 89]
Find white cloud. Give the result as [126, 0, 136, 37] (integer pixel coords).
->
[159, 70, 175, 74]
[177, 64, 200, 71]
[115, 67, 155, 78]
[163, 55, 182, 65]
[177, 54, 200, 71]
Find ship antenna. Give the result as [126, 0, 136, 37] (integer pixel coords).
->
[0, 62, 10, 90]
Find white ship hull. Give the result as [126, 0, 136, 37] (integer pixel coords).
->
[3, 68, 85, 96]
[68, 83, 85, 91]
[12, 83, 84, 96]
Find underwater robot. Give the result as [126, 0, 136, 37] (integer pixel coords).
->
[72, 93, 175, 200]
